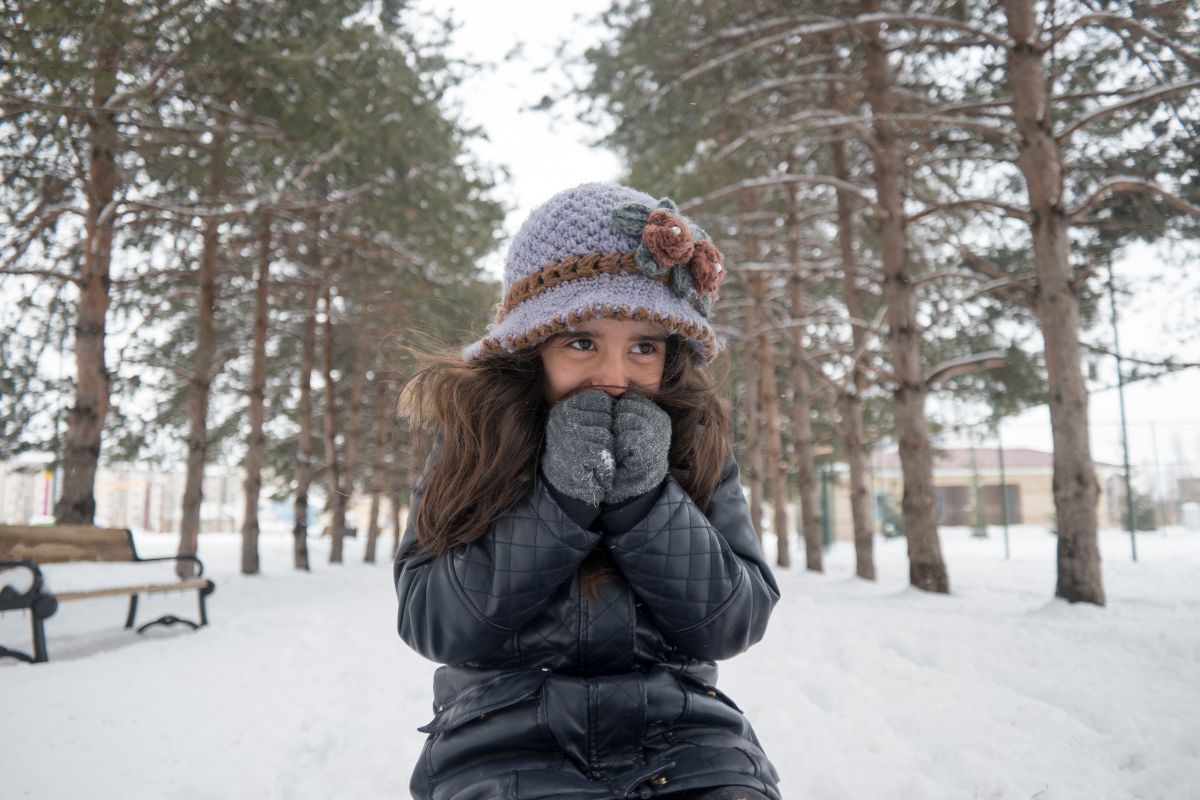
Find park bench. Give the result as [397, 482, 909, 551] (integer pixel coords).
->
[0, 524, 215, 664]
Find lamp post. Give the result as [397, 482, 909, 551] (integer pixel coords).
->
[1106, 255, 1137, 562]
[996, 419, 1010, 560]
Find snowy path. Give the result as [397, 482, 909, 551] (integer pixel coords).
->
[4, 525, 1198, 799]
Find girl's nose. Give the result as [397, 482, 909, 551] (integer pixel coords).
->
[591, 354, 629, 397]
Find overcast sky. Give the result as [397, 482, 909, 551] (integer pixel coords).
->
[424, 0, 1200, 485]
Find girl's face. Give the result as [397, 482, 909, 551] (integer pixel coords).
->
[539, 317, 669, 404]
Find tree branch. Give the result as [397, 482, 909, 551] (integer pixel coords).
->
[653, 13, 1008, 110]
[1049, 13, 1200, 69]
[947, 246, 1036, 310]
[883, 112, 1020, 144]
[681, 174, 881, 217]
[908, 198, 1031, 224]
[856, 13, 1011, 49]
[0, 267, 78, 284]
[712, 112, 872, 161]
[1068, 177, 1200, 223]
[1057, 79, 1200, 141]
[923, 351, 1007, 392]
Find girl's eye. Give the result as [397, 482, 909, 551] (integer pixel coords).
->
[565, 338, 658, 354]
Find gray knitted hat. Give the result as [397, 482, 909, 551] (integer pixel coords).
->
[462, 182, 727, 363]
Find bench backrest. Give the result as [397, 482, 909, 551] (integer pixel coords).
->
[0, 525, 137, 563]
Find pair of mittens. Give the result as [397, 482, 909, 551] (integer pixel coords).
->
[542, 388, 671, 506]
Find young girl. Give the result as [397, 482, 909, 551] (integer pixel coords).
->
[394, 183, 782, 800]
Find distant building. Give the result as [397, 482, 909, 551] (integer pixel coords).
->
[1178, 478, 1200, 505]
[830, 447, 1118, 538]
[0, 459, 291, 534]
[0, 455, 56, 524]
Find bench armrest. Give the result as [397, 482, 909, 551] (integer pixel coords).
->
[134, 554, 206, 578]
[0, 559, 47, 609]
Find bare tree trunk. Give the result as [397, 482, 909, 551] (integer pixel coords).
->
[364, 378, 390, 564]
[332, 324, 368, 555]
[240, 210, 271, 575]
[785, 189, 822, 572]
[743, 326, 765, 542]
[830, 131, 876, 581]
[55, 30, 120, 525]
[392, 431, 419, 559]
[749, 273, 791, 568]
[862, 0, 948, 593]
[390, 487, 403, 558]
[176, 133, 225, 578]
[321, 285, 347, 564]
[1004, 0, 1104, 605]
[292, 279, 318, 572]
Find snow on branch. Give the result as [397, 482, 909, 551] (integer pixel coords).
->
[923, 350, 1007, 391]
[1056, 79, 1200, 142]
[1068, 177, 1200, 224]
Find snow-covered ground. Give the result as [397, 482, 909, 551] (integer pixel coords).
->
[3, 523, 1198, 800]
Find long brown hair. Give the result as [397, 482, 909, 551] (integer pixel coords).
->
[399, 335, 731, 598]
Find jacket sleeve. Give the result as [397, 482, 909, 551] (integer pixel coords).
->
[601, 453, 780, 661]
[394, 469, 603, 665]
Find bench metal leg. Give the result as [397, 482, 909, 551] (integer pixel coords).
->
[125, 594, 139, 630]
[134, 582, 214, 634]
[30, 599, 51, 663]
[0, 643, 37, 663]
[0, 594, 57, 664]
[198, 581, 214, 627]
[136, 614, 200, 633]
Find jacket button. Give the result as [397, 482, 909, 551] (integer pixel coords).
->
[437, 704, 445, 711]
[478, 713, 488, 720]
[706, 690, 717, 698]
[650, 775, 669, 787]
[540, 666, 550, 672]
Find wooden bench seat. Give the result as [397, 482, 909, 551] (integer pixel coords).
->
[0, 525, 216, 663]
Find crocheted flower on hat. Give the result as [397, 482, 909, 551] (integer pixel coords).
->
[689, 239, 725, 294]
[643, 209, 694, 266]
[612, 196, 725, 317]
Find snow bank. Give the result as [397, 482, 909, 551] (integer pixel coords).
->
[4, 524, 1198, 799]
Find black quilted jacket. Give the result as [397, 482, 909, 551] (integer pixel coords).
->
[394, 451, 782, 800]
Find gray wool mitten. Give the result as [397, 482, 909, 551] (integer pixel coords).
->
[608, 392, 672, 504]
[542, 389, 616, 506]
